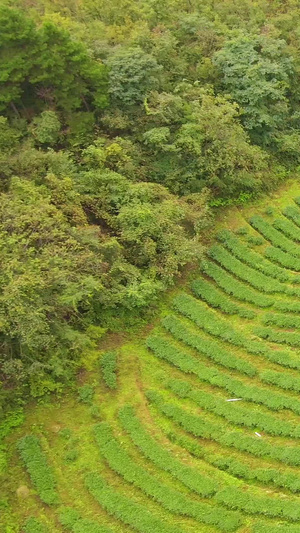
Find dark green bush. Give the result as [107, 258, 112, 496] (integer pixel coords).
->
[100, 351, 117, 390]
[17, 435, 58, 505]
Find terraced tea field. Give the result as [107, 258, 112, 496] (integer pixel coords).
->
[6, 187, 300, 533]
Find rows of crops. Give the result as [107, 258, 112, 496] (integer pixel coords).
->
[14, 197, 300, 532]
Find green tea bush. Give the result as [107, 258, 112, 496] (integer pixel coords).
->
[64, 449, 79, 463]
[208, 244, 284, 293]
[247, 235, 264, 245]
[262, 313, 300, 329]
[93, 423, 241, 531]
[191, 278, 255, 318]
[235, 227, 248, 235]
[173, 293, 267, 353]
[265, 207, 275, 216]
[215, 486, 300, 521]
[23, 517, 48, 533]
[147, 391, 300, 467]
[170, 432, 300, 494]
[201, 260, 274, 307]
[265, 246, 300, 271]
[100, 351, 117, 389]
[211, 455, 300, 494]
[78, 385, 95, 405]
[283, 205, 300, 228]
[250, 216, 300, 257]
[162, 314, 257, 376]
[255, 326, 300, 347]
[119, 405, 216, 496]
[59, 506, 114, 532]
[273, 218, 300, 242]
[17, 435, 59, 505]
[274, 300, 300, 313]
[260, 370, 300, 393]
[146, 337, 300, 416]
[172, 295, 300, 369]
[168, 378, 300, 439]
[253, 522, 300, 532]
[217, 229, 294, 283]
[85, 472, 193, 533]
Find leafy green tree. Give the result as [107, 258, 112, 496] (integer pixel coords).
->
[213, 34, 294, 145]
[0, 6, 37, 114]
[108, 48, 161, 106]
[30, 111, 61, 145]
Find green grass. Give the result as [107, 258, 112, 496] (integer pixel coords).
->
[5, 182, 300, 533]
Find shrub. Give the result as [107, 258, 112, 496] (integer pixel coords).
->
[78, 385, 95, 405]
[23, 517, 48, 533]
[17, 436, 58, 505]
[100, 351, 117, 390]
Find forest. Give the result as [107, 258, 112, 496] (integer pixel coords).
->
[1, 0, 300, 411]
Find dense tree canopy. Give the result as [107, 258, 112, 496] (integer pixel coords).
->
[2, 0, 300, 407]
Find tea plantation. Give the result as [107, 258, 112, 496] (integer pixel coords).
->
[5, 189, 300, 533]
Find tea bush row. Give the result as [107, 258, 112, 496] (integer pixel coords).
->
[168, 378, 300, 439]
[283, 206, 300, 228]
[264, 247, 300, 271]
[191, 278, 255, 319]
[208, 244, 285, 294]
[253, 522, 300, 532]
[250, 216, 300, 258]
[173, 293, 267, 354]
[93, 423, 241, 532]
[170, 431, 300, 495]
[273, 218, 300, 243]
[173, 294, 300, 369]
[211, 455, 300, 494]
[273, 300, 300, 314]
[147, 391, 300, 467]
[255, 326, 300, 348]
[23, 518, 48, 533]
[262, 313, 300, 329]
[217, 229, 294, 283]
[216, 486, 300, 521]
[162, 314, 257, 377]
[59, 507, 113, 533]
[260, 370, 300, 394]
[201, 260, 274, 307]
[85, 472, 182, 533]
[146, 333, 300, 416]
[100, 351, 117, 390]
[165, 308, 300, 371]
[119, 405, 216, 497]
[17, 435, 59, 505]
